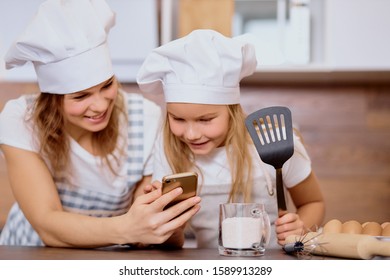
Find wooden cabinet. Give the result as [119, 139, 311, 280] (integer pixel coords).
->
[178, 0, 234, 37]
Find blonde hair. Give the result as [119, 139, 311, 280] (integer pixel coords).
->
[30, 79, 126, 179]
[163, 104, 254, 202]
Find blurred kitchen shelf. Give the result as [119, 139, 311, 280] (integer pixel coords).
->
[243, 67, 390, 85]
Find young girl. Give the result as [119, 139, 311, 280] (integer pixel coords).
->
[0, 0, 200, 248]
[137, 29, 325, 249]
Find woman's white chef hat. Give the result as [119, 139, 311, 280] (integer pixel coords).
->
[4, 0, 115, 94]
[137, 29, 257, 105]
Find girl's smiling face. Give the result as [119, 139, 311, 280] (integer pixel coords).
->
[63, 76, 118, 140]
[167, 103, 230, 155]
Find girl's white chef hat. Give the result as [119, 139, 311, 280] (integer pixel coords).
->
[137, 29, 257, 105]
[4, 0, 115, 94]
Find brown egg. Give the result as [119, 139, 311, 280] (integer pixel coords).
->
[381, 222, 390, 229]
[341, 220, 362, 234]
[382, 223, 390, 236]
[362, 222, 369, 228]
[323, 219, 342, 233]
[362, 222, 382, 236]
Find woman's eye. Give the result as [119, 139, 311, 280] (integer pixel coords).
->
[73, 94, 88, 100]
[199, 118, 212, 122]
[102, 81, 113, 89]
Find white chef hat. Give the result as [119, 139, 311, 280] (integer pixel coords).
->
[4, 0, 115, 94]
[137, 29, 257, 105]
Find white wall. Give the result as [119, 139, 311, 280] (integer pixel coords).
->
[0, 0, 158, 82]
[324, 0, 390, 69]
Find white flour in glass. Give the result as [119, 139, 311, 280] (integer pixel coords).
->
[222, 217, 262, 249]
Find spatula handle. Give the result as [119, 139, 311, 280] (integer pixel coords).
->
[276, 168, 287, 213]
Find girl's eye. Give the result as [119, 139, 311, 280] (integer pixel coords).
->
[199, 118, 212, 122]
[172, 117, 184, 122]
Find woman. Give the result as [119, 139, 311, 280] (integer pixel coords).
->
[0, 0, 200, 248]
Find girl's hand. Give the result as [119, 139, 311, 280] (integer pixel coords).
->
[274, 212, 304, 245]
[120, 186, 201, 245]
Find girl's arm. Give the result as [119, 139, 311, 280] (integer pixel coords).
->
[275, 171, 325, 245]
[2, 144, 200, 248]
[288, 171, 325, 229]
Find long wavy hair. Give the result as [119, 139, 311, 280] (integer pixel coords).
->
[29, 79, 126, 180]
[163, 104, 254, 202]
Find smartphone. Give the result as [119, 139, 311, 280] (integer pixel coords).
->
[162, 171, 198, 208]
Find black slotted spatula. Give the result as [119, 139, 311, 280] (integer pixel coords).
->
[245, 106, 294, 215]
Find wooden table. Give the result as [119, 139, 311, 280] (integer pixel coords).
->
[0, 246, 300, 260]
[1, 245, 388, 260]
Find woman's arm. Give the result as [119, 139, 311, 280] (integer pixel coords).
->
[1, 144, 200, 248]
[274, 171, 325, 245]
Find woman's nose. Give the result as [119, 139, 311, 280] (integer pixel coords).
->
[89, 92, 108, 111]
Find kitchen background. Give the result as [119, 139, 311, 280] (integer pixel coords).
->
[0, 0, 389, 229]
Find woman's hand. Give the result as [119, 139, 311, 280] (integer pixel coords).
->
[142, 180, 161, 194]
[119, 186, 200, 245]
[274, 212, 304, 246]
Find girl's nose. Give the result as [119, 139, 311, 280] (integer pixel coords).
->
[185, 124, 201, 140]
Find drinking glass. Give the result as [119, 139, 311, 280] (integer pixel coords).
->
[219, 203, 271, 256]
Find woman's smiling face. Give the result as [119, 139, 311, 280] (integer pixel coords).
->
[62, 76, 118, 140]
[167, 103, 230, 155]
